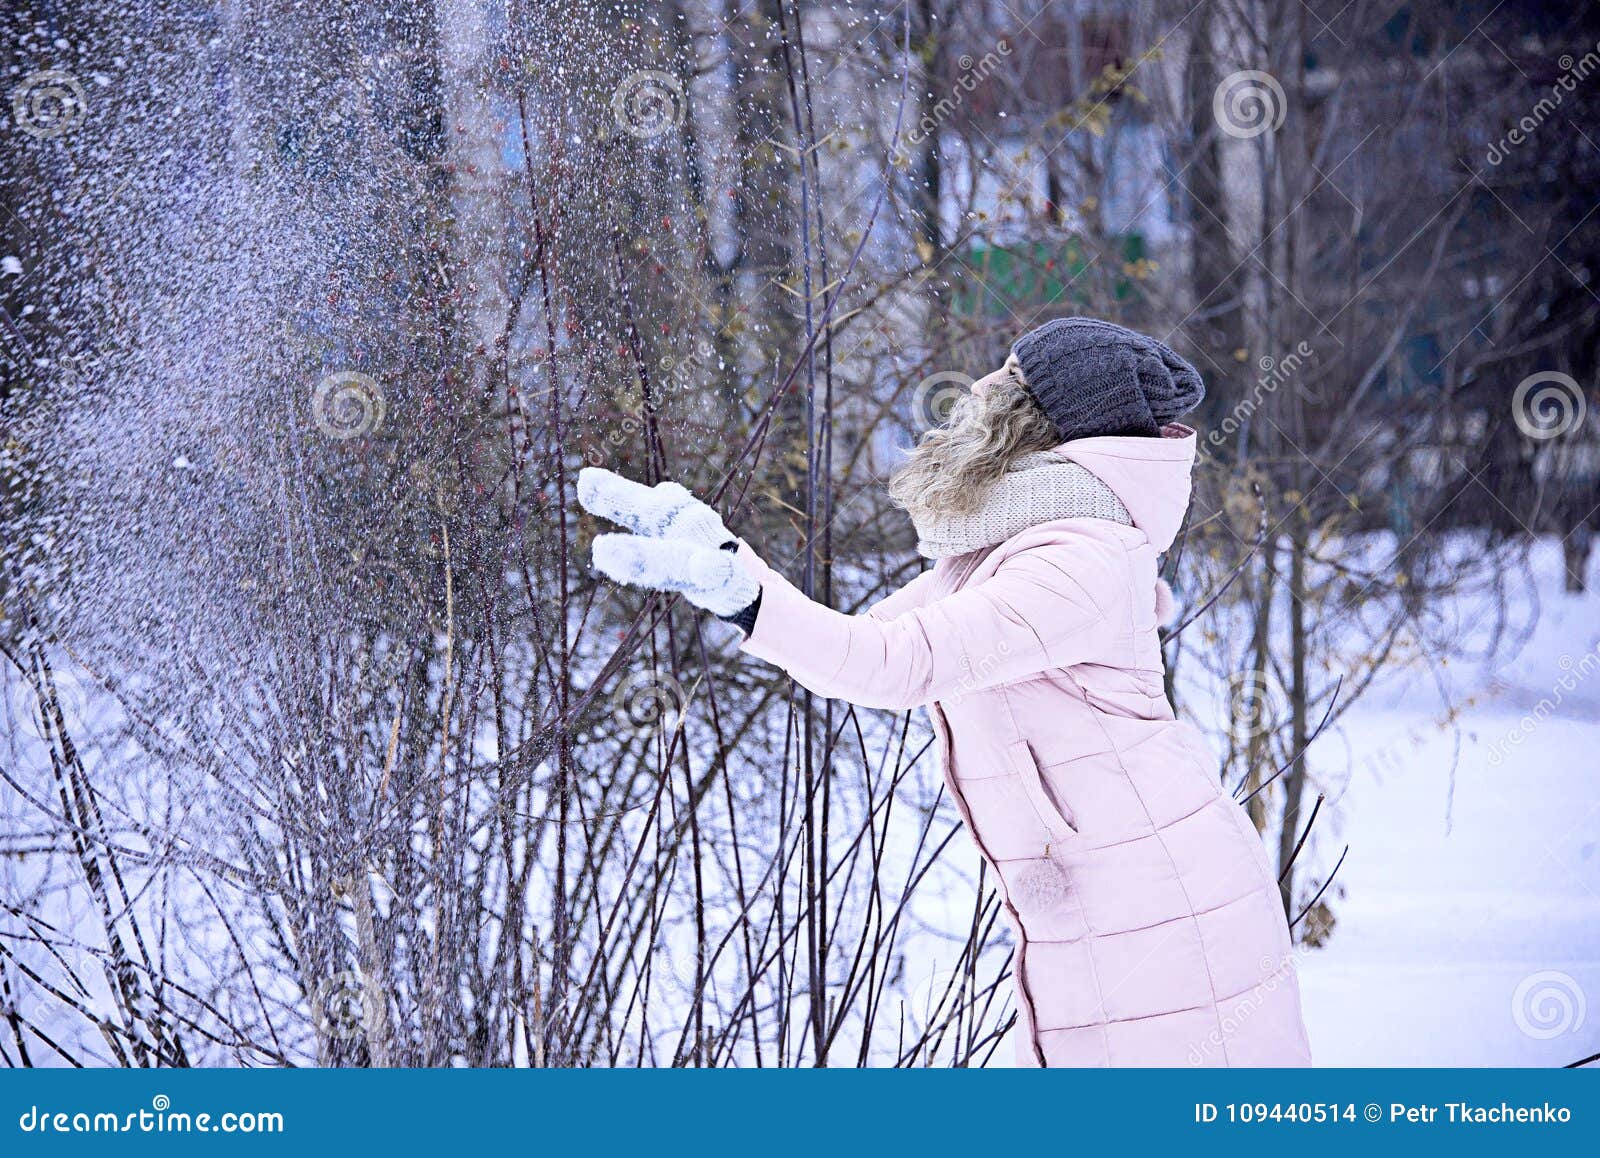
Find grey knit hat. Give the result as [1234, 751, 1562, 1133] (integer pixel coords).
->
[1011, 317, 1205, 441]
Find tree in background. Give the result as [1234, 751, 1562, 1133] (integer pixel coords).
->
[0, 0, 1590, 1066]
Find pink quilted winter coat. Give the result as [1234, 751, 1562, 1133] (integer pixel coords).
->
[732, 425, 1312, 1067]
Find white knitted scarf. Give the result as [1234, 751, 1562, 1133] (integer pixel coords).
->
[912, 452, 1133, 559]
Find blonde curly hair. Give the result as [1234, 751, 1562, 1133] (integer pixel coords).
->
[888, 367, 1061, 525]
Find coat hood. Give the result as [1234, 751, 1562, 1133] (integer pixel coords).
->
[1052, 423, 1196, 552]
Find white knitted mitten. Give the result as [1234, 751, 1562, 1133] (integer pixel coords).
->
[591, 534, 759, 617]
[577, 467, 731, 548]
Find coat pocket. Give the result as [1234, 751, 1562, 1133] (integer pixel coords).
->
[1007, 739, 1078, 843]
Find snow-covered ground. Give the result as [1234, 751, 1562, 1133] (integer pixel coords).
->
[5, 542, 1594, 1067]
[1296, 543, 1599, 1066]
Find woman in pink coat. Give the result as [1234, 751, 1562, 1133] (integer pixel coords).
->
[580, 317, 1313, 1067]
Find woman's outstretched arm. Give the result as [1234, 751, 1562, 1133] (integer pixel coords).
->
[729, 537, 1125, 711]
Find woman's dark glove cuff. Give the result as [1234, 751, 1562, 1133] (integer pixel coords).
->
[716, 541, 761, 634]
